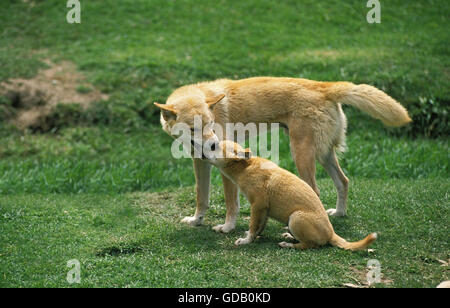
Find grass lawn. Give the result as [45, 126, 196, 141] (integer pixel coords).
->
[0, 0, 449, 288]
[0, 129, 447, 289]
[1, 178, 448, 288]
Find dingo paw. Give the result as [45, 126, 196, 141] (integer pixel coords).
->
[281, 232, 295, 240]
[180, 216, 203, 226]
[212, 223, 235, 233]
[235, 237, 251, 246]
[326, 208, 346, 217]
[278, 241, 294, 248]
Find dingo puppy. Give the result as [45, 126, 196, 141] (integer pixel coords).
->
[154, 77, 410, 232]
[207, 140, 377, 251]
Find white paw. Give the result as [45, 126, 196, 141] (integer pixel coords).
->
[212, 223, 235, 233]
[278, 241, 294, 248]
[326, 208, 346, 217]
[235, 237, 251, 246]
[180, 216, 203, 226]
[281, 232, 295, 240]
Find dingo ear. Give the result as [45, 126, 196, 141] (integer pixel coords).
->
[154, 102, 177, 120]
[206, 94, 225, 109]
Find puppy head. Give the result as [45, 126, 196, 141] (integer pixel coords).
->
[206, 140, 252, 168]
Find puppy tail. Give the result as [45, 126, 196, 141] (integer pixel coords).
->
[327, 82, 411, 127]
[329, 232, 377, 251]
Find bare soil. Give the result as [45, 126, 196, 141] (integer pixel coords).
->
[0, 59, 109, 130]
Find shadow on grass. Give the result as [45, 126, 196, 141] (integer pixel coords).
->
[96, 245, 144, 257]
[328, 216, 352, 233]
[95, 220, 298, 257]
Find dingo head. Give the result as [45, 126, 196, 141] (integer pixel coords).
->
[206, 140, 252, 168]
[154, 93, 225, 159]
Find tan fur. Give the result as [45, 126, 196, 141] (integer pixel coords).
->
[437, 281, 450, 288]
[208, 140, 377, 251]
[155, 77, 411, 228]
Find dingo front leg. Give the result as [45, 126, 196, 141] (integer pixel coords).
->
[181, 158, 211, 226]
[213, 174, 239, 233]
[235, 199, 268, 246]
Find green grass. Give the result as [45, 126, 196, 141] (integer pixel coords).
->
[1, 0, 449, 114]
[0, 126, 448, 194]
[0, 0, 449, 288]
[1, 179, 448, 287]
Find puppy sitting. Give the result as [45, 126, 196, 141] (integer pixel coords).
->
[206, 140, 377, 251]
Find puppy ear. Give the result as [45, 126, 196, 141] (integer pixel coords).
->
[243, 148, 252, 159]
[237, 147, 252, 159]
[206, 94, 225, 109]
[154, 102, 177, 121]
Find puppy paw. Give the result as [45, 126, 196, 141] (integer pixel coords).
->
[326, 208, 346, 217]
[281, 232, 295, 240]
[180, 216, 203, 226]
[235, 237, 251, 246]
[278, 241, 294, 248]
[212, 223, 235, 233]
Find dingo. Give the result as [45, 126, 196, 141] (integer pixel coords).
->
[206, 140, 377, 250]
[154, 77, 410, 232]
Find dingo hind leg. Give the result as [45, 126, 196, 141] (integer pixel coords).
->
[281, 232, 296, 241]
[319, 149, 349, 217]
[279, 211, 330, 250]
[278, 241, 315, 250]
[288, 123, 320, 197]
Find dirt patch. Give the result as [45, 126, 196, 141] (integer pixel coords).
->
[21, 0, 36, 8]
[0, 59, 109, 130]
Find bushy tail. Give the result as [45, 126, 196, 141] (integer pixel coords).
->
[328, 82, 411, 127]
[329, 232, 377, 251]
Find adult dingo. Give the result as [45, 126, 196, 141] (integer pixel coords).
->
[154, 77, 410, 232]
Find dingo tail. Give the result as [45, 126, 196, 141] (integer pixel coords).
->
[328, 82, 411, 127]
[329, 232, 377, 251]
